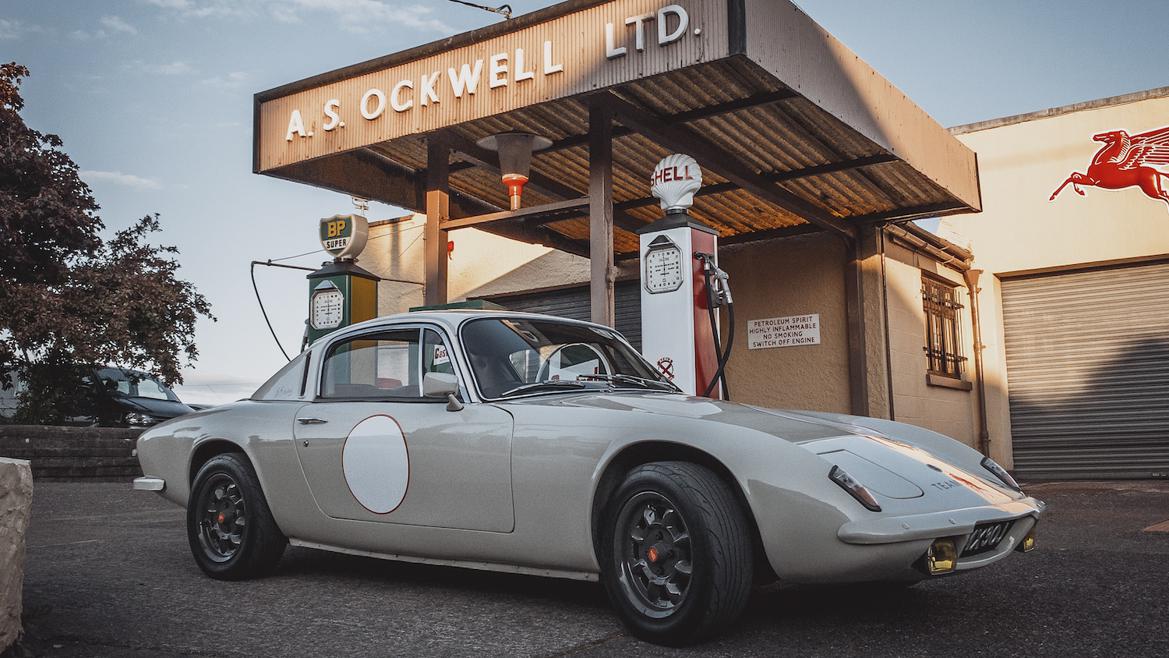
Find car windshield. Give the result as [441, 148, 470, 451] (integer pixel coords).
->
[461, 318, 677, 399]
[96, 368, 180, 402]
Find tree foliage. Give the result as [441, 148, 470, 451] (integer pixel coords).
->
[0, 62, 213, 424]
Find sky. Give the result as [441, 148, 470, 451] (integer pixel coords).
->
[3, 0, 1166, 404]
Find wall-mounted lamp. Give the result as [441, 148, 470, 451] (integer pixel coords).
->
[476, 131, 552, 210]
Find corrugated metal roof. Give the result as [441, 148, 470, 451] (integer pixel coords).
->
[347, 57, 970, 256]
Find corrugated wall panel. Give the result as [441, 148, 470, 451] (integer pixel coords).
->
[1001, 261, 1169, 480]
[481, 282, 642, 351]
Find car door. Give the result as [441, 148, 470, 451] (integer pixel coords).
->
[293, 325, 515, 533]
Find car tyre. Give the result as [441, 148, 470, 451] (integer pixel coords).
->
[187, 453, 287, 580]
[601, 461, 753, 646]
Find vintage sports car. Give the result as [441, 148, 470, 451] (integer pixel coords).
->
[135, 311, 1043, 645]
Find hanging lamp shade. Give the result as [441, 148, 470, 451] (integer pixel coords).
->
[476, 132, 552, 210]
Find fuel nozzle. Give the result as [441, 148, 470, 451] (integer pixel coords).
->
[695, 252, 732, 306]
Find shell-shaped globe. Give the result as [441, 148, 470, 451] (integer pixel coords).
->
[650, 154, 703, 212]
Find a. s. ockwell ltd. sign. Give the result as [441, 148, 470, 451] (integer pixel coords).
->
[255, 0, 730, 172]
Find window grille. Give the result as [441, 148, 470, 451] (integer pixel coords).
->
[922, 277, 967, 379]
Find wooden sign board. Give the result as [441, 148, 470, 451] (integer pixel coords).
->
[256, 0, 730, 172]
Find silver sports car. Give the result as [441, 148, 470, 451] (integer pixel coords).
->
[135, 311, 1043, 645]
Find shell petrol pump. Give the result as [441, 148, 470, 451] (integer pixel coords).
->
[639, 154, 735, 399]
[305, 214, 379, 345]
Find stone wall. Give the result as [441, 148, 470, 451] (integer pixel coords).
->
[0, 458, 32, 652]
[0, 426, 142, 481]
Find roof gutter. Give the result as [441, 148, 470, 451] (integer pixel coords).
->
[883, 223, 972, 272]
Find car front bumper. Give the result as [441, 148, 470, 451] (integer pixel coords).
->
[837, 496, 1045, 545]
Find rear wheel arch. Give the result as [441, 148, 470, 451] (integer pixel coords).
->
[590, 441, 774, 583]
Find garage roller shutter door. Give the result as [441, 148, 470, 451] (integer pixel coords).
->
[482, 283, 643, 351]
[1001, 261, 1169, 480]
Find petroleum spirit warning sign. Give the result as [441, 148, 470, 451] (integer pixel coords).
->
[747, 314, 821, 349]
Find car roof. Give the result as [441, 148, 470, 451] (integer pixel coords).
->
[330, 310, 611, 338]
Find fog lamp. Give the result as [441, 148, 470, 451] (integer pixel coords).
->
[1018, 527, 1037, 553]
[476, 132, 552, 210]
[926, 538, 958, 575]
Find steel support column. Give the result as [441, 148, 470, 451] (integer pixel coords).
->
[424, 133, 450, 306]
[589, 102, 615, 327]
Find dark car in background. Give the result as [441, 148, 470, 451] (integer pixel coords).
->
[90, 367, 195, 427]
[2, 367, 197, 426]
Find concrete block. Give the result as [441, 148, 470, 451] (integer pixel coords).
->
[0, 457, 33, 652]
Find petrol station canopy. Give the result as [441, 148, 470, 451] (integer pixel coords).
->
[254, 0, 980, 259]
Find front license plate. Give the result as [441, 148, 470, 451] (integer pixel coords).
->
[962, 521, 1013, 556]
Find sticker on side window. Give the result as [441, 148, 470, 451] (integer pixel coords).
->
[432, 344, 450, 366]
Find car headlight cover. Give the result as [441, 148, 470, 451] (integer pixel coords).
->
[126, 412, 159, 427]
[981, 456, 1021, 492]
[828, 465, 882, 512]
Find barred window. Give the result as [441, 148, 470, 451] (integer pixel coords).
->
[922, 276, 966, 379]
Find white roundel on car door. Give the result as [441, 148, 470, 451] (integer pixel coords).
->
[342, 415, 409, 514]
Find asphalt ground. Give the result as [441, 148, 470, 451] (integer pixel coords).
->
[10, 480, 1169, 657]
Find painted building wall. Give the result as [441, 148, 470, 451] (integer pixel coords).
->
[944, 90, 1169, 467]
[719, 233, 851, 412]
[882, 240, 978, 448]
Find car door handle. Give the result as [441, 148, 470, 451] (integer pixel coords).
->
[297, 417, 327, 425]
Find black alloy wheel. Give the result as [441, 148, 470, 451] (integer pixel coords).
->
[187, 453, 287, 580]
[614, 492, 694, 617]
[196, 473, 247, 562]
[601, 461, 754, 646]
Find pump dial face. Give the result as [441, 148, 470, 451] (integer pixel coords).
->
[644, 243, 685, 294]
[311, 288, 345, 330]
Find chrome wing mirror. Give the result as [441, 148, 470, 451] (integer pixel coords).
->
[423, 372, 464, 411]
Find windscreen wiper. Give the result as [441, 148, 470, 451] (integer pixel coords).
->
[500, 380, 588, 397]
[576, 373, 678, 392]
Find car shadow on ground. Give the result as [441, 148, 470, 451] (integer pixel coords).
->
[272, 544, 938, 635]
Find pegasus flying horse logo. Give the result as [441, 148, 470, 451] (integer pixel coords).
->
[1050, 126, 1169, 209]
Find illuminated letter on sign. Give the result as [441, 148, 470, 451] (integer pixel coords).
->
[625, 13, 655, 52]
[605, 23, 627, 59]
[390, 80, 414, 112]
[323, 99, 343, 131]
[513, 48, 534, 82]
[361, 88, 386, 120]
[420, 71, 441, 106]
[285, 109, 308, 141]
[543, 40, 564, 75]
[657, 5, 689, 45]
[489, 53, 509, 89]
[448, 59, 483, 98]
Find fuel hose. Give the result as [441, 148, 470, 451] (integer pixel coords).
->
[700, 260, 734, 400]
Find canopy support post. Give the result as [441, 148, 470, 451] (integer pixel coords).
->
[589, 102, 616, 327]
[425, 133, 451, 307]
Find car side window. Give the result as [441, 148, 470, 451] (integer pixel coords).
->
[423, 329, 455, 377]
[321, 329, 421, 399]
[251, 352, 308, 401]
